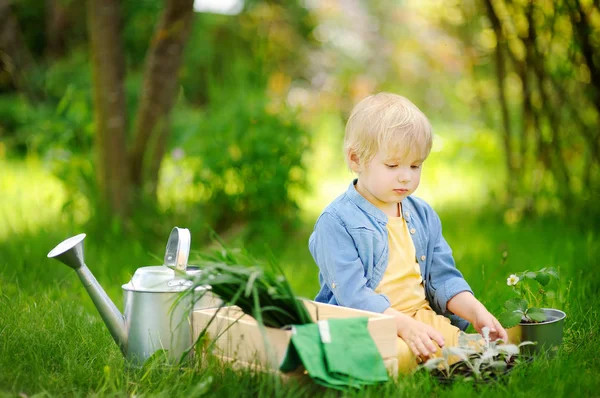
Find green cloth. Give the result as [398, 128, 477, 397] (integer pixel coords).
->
[279, 317, 389, 390]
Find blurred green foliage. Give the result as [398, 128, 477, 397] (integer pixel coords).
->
[0, 0, 315, 242]
[184, 95, 308, 243]
[1, 0, 599, 242]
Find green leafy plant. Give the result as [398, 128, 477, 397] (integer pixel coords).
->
[420, 327, 533, 383]
[498, 267, 560, 328]
[181, 90, 310, 246]
[186, 243, 313, 329]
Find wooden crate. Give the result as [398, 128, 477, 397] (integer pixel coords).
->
[192, 300, 398, 377]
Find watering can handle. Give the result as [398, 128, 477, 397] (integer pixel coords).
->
[164, 227, 191, 272]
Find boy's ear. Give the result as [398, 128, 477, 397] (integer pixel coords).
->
[347, 150, 362, 173]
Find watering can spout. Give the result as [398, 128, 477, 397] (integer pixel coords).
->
[47, 234, 128, 355]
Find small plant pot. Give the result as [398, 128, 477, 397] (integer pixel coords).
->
[507, 308, 566, 356]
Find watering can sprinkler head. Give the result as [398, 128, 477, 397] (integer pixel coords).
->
[47, 233, 86, 269]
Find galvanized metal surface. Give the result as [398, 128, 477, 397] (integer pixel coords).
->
[123, 266, 195, 293]
[123, 287, 218, 364]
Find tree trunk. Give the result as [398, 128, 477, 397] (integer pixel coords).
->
[130, 0, 195, 198]
[520, 1, 535, 212]
[570, 0, 600, 114]
[0, 0, 35, 95]
[87, 0, 131, 219]
[45, 0, 69, 58]
[483, 0, 517, 203]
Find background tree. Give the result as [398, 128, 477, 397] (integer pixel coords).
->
[89, 0, 195, 220]
[0, 0, 315, 240]
[0, 0, 35, 97]
[2, 0, 598, 238]
[465, 0, 600, 214]
[87, 0, 131, 220]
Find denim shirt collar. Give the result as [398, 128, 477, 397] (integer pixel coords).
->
[346, 178, 414, 225]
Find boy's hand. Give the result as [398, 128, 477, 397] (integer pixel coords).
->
[473, 310, 508, 342]
[385, 308, 444, 358]
[447, 292, 509, 342]
[399, 316, 445, 359]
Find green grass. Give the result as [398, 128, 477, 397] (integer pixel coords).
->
[1, 154, 599, 397]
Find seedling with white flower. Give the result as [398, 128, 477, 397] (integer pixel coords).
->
[498, 267, 559, 327]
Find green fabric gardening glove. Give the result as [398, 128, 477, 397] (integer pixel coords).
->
[319, 317, 389, 385]
[279, 323, 351, 389]
[279, 317, 388, 390]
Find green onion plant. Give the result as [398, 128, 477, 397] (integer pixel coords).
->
[184, 243, 313, 329]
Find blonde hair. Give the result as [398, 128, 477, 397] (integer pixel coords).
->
[344, 92, 433, 167]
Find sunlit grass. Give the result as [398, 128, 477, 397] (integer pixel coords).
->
[0, 157, 69, 240]
[2, 195, 599, 396]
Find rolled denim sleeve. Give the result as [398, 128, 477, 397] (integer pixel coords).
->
[310, 212, 390, 313]
[428, 211, 473, 315]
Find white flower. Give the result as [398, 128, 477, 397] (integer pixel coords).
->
[506, 274, 520, 286]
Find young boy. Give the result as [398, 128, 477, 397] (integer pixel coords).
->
[309, 92, 507, 372]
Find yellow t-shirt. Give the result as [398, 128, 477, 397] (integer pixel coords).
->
[374, 214, 430, 315]
[375, 211, 462, 374]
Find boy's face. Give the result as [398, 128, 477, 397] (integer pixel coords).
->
[349, 148, 424, 217]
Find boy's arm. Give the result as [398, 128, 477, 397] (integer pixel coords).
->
[309, 212, 390, 313]
[447, 292, 508, 342]
[426, 209, 473, 316]
[425, 206, 507, 340]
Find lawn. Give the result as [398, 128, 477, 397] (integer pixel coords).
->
[1, 156, 599, 397]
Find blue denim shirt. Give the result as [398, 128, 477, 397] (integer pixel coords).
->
[309, 179, 473, 330]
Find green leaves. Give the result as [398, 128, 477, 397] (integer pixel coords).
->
[498, 298, 528, 327]
[519, 267, 558, 287]
[498, 298, 548, 326]
[498, 311, 523, 328]
[188, 245, 313, 329]
[497, 306, 547, 327]
[525, 307, 548, 323]
[504, 298, 528, 312]
[535, 273, 551, 287]
[189, 91, 309, 246]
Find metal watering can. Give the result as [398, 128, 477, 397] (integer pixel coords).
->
[47, 227, 219, 365]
